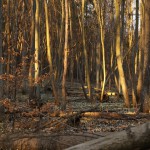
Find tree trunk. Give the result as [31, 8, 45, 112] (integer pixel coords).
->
[81, 0, 92, 99]
[140, 0, 150, 112]
[29, 0, 35, 100]
[93, 0, 106, 101]
[0, 0, 3, 98]
[62, 0, 69, 109]
[143, 0, 150, 90]
[44, 0, 58, 104]
[66, 122, 150, 150]
[96, 42, 100, 89]
[131, 0, 139, 107]
[6, 0, 10, 98]
[34, 0, 40, 99]
[57, 0, 64, 81]
[22, 2, 28, 95]
[137, 0, 144, 104]
[115, 0, 130, 107]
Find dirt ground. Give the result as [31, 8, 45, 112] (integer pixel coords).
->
[0, 82, 150, 149]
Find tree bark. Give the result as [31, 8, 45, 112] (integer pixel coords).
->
[140, 0, 150, 112]
[137, 0, 144, 104]
[62, 0, 69, 109]
[0, 0, 3, 98]
[34, 0, 40, 99]
[143, 0, 150, 90]
[115, 0, 130, 107]
[66, 122, 150, 150]
[44, 0, 58, 104]
[81, 0, 92, 99]
[29, 0, 35, 99]
[93, 0, 106, 101]
[6, 0, 10, 98]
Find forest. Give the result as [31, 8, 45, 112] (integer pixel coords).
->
[0, 0, 150, 149]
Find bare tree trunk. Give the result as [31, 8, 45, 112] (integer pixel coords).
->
[108, 0, 115, 90]
[44, 0, 58, 104]
[143, 0, 150, 92]
[69, 2, 74, 84]
[119, 0, 125, 94]
[115, 0, 130, 107]
[96, 1, 106, 101]
[34, 0, 40, 99]
[139, 0, 150, 112]
[120, 0, 125, 56]
[11, 0, 19, 101]
[57, 0, 64, 81]
[29, 0, 35, 99]
[130, 0, 139, 107]
[0, 0, 3, 98]
[6, 0, 10, 98]
[137, 0, 144, 105]
[81, 0, 92, 99]
[22, 1, 28, 95]
[127, 0, 137, 107]
[93, 0, 106, 101]
[96, 42, 100, 89]
[62, 0, 69, 110]
[66, 122, 150, 150]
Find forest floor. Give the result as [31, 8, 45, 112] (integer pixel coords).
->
[0, 82, 150, 149]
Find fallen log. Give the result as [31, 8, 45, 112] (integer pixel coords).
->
[65, 121, 150, 150]
[81, 112, 138, 120]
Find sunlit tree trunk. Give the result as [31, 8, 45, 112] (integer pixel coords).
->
[115, 0, 130, 107]
[81, 0, 92, 99]
[139, 0, 150, 112]
[44, 0, 58, 104]
[0, 0, 3, 98]
[93, 0, 106, 101]
[34, 0, 40, 99]
[62, 0, 69, 109]
[127, 0, 137, 107]
[137, 0, 144, 104]
[99, 2, 106, 101]
[29, 0, 35, 99]
[127, 0, 133, 56]
[118, 0, 125, 94]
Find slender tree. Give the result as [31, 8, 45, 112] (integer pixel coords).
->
[93, 0, 106, 101]
[29, 0, 35, 99]
[139, 0, 150, 112]
[137, 0, 144, 105]
[34, 0, 40, 99]
[81, 0, 92, 99]
[62, 0, 69, 109]
[0, 0, 3, 98]
[130, 0, 139, 107]
[57, 0, 64, 80]
[44, 0, 58, 104]
[6, 0, 11, 97]
[115, 0, 130, 107]
[143, 0, 150, 92]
